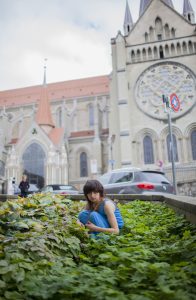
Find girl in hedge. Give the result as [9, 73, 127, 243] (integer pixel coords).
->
[78, 179, 124, 234]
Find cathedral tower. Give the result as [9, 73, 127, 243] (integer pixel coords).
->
[123, 0, 133, 36]
[183, 0, 195, 23]
[36, 61, 55, 134]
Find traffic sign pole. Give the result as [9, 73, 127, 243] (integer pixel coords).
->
[162, 94, 177, 194]
[167, 106, 177, 194]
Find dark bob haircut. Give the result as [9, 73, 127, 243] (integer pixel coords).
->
[83, 180, 104, 198]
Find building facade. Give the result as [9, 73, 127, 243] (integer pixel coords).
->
[0, 75, 110, 192]
[0, 0, 195, 195]
[110, 0, 196, 195]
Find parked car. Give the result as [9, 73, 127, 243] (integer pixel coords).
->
[99, 168, 174, 194]
[40, 184, 79, 195]
[14, 183, 40, 196]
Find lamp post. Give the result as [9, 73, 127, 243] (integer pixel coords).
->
[162, 95, 177, 194]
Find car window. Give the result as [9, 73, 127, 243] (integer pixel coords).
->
[42, 186, 53, 192]
[59, 185, 77, 190]
[139, 172, 170, 183]
[110, 172, 133, 184]
[99, 173, 111, 185]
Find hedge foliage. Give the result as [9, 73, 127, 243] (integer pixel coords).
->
[0, 194, 195, 300]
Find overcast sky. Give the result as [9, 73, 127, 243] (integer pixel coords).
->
[0, 0, 195, 91]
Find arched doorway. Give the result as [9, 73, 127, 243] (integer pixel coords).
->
[22, 143, 46, 188]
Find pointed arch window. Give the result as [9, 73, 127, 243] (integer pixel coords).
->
[165, 45, 169, 57]
[148, 47, 152, 59]
[155, 17, 162, 33]
[149, 26, 154, 41]
[143, 136, 154, 164]
[188, 41, 193, 54]
[171, 43, 175, 56]
[89, 104, 94, 128]
[22, 143, 46, 188]
[145, 32, 149, 42]
[166, 134, 178, 162]
[182, 41, 187, 54]
[176, 43, 181, 55]
[142, 48, 146, 60]
[0, 161, 5, 177]
[159, 46, 164, 59]
[164, 24, 170, 39]
[153, 46, 158, 59]
[171, 28, 175, 38]
[191, 130, 196, 160]
[137, 49, 141, 61]
[131, 50, 135, 62]
[80, 152, 88, 177]
[56, 107, 62, 127]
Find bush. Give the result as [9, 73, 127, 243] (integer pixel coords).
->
[0, 194, 195, 300]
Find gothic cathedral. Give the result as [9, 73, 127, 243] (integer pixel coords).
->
[0, 0, 195, 195]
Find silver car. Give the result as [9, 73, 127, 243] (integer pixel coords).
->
[41, 184, 79, 195]
[99, 168, 174, 194]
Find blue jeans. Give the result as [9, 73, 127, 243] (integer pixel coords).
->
[78, 210, 110, 234]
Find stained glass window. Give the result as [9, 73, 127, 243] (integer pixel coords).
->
[143, 136, 154, 164]
[191, 130, 196, 160]
[80, 152, 88, 177]
[22, 143, 46, 188]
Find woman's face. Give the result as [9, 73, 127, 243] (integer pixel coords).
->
[87, 191, 102, 203]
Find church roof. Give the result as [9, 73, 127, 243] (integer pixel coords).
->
[139, 0, 151, 16]
[183, 0, 194, 14]
[0, 75, 109, 108]
[48, 127, 64, 146]
[164, 0, 174, 9]
[139, 0, 174, 16]
[35, 83, 55, 128]
[35, 63, 55, 128]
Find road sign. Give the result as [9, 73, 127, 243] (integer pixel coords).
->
[170, 93, 180, 112]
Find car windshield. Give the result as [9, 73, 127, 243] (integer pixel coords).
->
[99, 173, 111, 185]
[138, 172, 170, 183]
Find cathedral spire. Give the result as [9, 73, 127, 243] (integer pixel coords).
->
[183, 0, 195, 23]
[123, 0, 133, 35]
[36, 59, 55, 133]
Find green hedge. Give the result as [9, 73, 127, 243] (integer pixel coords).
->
[0, 194, 195, 300]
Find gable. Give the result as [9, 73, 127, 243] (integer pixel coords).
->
[126, 0, 195, 46]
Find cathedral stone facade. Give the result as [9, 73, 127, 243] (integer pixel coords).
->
[0, 0, 195, 195]
[110, 0, 196, 195]
[0, 75, 109, 192]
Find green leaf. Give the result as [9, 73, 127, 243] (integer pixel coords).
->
[4, 291, 23, 300]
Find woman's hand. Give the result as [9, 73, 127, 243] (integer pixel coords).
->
[85, 221, 98, 232]
[76, 219, 85, 227]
